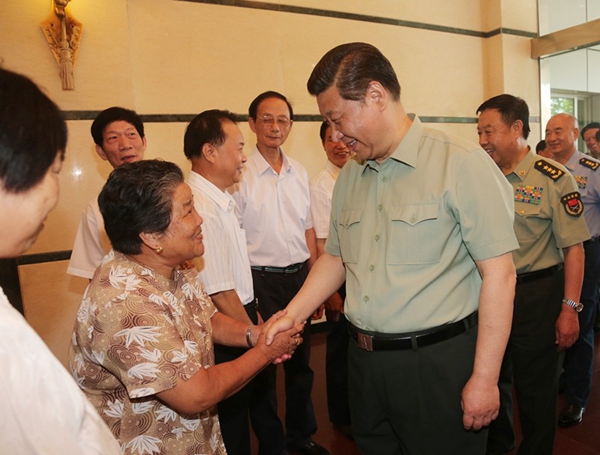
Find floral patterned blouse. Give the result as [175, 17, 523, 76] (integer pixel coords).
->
[70, 251, 227, 455]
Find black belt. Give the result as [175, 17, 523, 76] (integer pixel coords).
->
[516, 263, 563, 285]
[349, 311, 478, 352]
[251, 262, 305, 274]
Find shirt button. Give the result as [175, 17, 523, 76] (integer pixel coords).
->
[410, 215, 416, 223]
[369, 265, 374, 271]
[382, 176, 387, 182]
[374, 234, 380, 241]
[377, 204, 383, 211]
[519, 209, 525, 215]
[363, 295, 369, 302]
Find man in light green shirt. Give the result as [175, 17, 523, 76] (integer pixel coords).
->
[477, 94, 588, 455]
[267, 43, 519, 455]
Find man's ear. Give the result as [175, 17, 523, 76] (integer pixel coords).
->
[202, 143, 217, 163]
[249, 117, 258, 134]
[512, 120, 524, 137]
[366, 81, 387, 111]
[95, 144, 109, 161]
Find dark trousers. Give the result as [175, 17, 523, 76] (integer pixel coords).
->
[487, 267, 564, 455]
[564, 239, 600, 408]
[325, 284, 351, 426]
[215, 303, 259, 455]
[250, 265, 317, 453]
[348, 323, 486, 455]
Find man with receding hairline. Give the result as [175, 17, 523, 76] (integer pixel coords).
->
[545, 112, 600, 427]
[230, 92, 325, 455]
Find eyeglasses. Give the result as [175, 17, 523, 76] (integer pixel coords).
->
[258, 115, 292, 128]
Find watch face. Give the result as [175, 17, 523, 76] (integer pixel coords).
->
[576, 303, 584, 312]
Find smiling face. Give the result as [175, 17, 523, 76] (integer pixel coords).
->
[545, 114, 579, 160]
[322, 124, 352, 168]
[249, 97, 293, 151]
[477, 108, 521, 172]
[316, 85, 384, 162]
[213, 120, 247, 191]
[0, 153, 62, 257]
[583, 127, 600, 157]
[155, 182, 204, 267]
[96, 120, 146, 168]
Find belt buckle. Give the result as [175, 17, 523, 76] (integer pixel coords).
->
[356, 332, 374, 351]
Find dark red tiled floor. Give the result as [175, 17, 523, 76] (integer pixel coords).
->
[252, 330, 600, 455]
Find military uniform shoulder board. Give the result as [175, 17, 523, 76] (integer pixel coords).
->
[534, 159, 565, 181]
[579, 157, 599, 171]
[561, 192, 584, 217]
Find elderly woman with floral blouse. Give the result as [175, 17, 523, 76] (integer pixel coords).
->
[70, 159, 302, 455]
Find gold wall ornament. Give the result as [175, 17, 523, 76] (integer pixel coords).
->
[40, 0, 83, 90]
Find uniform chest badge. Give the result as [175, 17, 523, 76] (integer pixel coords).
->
[534, 160, 564, 180]
[514, 185, 543, 205]
[579, 157, 599, 171]
[561, 192, 584, 217]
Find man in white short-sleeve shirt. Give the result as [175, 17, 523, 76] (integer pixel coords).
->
[67, 107, 146, 279]
[184, 109, 257, 455]
[230, 91, 327, 455]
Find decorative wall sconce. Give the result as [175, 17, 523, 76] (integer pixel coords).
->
[40, 0, 82, 90]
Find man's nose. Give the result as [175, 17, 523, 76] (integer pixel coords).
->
[330, 127, 344, 142]
[118, 135, 130, 149]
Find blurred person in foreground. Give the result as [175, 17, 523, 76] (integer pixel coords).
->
[266, 42, 519, 455]
[69, 159, 303, 455]
[0, 67, 120, 454]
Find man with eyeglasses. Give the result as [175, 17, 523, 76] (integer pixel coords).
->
[230, 91, 326, 455]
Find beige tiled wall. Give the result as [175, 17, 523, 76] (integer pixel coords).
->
[0, 0, 539, 366]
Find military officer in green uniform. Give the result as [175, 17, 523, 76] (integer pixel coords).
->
[477, 95, 590, 455]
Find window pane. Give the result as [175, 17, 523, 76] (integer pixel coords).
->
[551, 97, 575, 115]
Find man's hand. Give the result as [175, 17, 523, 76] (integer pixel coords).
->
[324, 292, 344, 322]
[258, 310, 304, 364]
[311, 304, 325, 320]
[461, 374, 499, 430]
[555, 306, 579, 350]
[264, 314, 301, 346]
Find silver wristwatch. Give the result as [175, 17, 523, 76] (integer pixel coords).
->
[562, 298, 584, 313]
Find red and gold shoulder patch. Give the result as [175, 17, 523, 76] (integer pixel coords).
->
[534, 160, 565, 181]
[579, 157, 599, 171]
[561, 192, 584, 217]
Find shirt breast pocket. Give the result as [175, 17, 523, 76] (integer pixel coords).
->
[388, 203, 441, 265]
[514, 204, 544, 241]
[338, 209, 363, 264]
